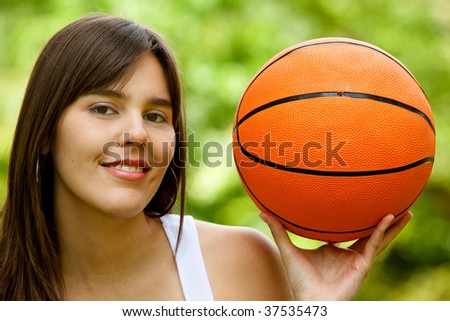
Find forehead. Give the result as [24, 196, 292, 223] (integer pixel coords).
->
[110, 53, 170, 96]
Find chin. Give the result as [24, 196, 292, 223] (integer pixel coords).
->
[102, 205, 147, 219]
[99, 192, 153, 218]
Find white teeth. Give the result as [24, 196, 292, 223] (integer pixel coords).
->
[109, 164, 144, 172]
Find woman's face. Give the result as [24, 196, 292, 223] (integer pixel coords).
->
[52, 53, 176, 218]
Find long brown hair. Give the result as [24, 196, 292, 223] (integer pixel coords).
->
[0, 15, 186, 300]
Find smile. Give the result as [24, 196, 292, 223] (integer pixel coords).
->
[106, 164, 146, 173]
[100, 159, 150, 180]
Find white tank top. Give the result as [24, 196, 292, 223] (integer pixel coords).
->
[160, 214, 214, 301]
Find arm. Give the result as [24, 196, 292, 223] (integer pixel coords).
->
[197, 220, 293, 300]
[260, 211, 413, 300]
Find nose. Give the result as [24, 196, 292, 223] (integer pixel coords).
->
[121, 113, 148, 146]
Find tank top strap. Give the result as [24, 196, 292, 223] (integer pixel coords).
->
[160, 214, 214, 301]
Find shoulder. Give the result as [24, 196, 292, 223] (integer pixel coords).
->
[195, 219, 293, 300]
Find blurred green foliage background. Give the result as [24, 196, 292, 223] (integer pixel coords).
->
[0, 0, 449, 300]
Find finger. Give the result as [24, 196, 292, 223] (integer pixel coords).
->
[361, 214, 395, 264]
[349, 211, 413, 255]
[349, 215, 393, 253]
[376, 211, 413, 253]
[259, 212, 297, 259]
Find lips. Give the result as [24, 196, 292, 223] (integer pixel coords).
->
[101, 159, 150, 175]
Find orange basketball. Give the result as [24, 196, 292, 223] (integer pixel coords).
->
[233, 37, 435, 242]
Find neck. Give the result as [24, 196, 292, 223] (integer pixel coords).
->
[52, 187, 183, 300]
[61, 215, 156, 269]
[54, 196, 169, 280]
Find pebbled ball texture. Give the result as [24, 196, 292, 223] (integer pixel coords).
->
[233, 37, 435, 242]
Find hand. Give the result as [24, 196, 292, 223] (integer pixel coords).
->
[260, 211, 413, 300]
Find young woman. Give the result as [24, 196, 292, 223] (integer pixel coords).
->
[0, 14, 411, 300]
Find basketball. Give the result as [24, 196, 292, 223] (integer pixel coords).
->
[232, 37, 435, 242]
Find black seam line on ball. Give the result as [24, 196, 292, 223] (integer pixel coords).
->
[234, 91, 435, 134]
[239, 40, 427, 105]
[271, 206, 408, 235]
[234, 39, 431, 133]
[238, 142, 434, 176]
[234, 153, 410, 235]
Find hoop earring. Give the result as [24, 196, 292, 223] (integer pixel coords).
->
[144, 165, 179, 218]
[168, 166, 178, 185]
[36, 158, 40, 183]
[162, 166, 179, 215]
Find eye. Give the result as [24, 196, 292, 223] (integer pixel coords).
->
[144, 112, 167, 123]
[90, 104, 118, 115]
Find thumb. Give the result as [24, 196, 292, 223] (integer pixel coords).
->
[259, 212, 296, 258]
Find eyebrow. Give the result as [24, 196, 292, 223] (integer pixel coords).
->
[88, 88, 172, 107]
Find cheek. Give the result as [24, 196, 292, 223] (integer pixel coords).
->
[53, 125, 79, 171]
[147, 130, 176, 168]
[52, 118, 104, 176]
